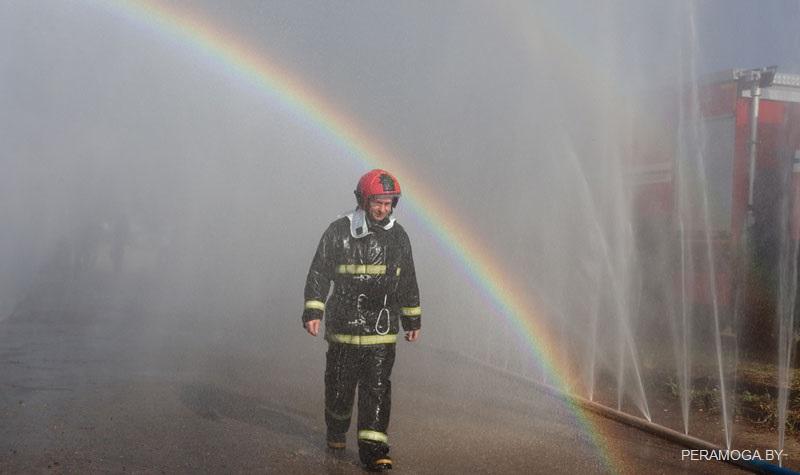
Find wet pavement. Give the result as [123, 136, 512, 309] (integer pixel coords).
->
[0, 306, 749, 474]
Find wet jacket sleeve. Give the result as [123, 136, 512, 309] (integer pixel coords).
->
[398, 233, 421, 331]
[302, 225, 335, 324]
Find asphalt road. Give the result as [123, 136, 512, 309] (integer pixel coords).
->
[0, 300, 747, 474]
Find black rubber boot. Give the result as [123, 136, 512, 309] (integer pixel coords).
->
[359, 440, 391, 471]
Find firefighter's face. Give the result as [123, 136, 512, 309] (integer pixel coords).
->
[367, 197, 393, 222]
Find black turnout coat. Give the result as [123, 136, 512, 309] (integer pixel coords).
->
[302, 210, 421, 342]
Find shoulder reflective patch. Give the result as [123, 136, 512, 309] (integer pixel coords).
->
[358, 430, 388, 443]
[396, 267, 401, 276]
[401, 306, 421, 316]
[336, 264, 387, 275]
[304, 300, 326, 311]
[328, 334, 397, 345]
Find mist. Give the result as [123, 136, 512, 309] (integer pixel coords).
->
[2, 0, 800, 472]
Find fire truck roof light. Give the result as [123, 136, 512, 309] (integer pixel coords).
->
[759, 67, 777, 88]
[734, 66, 778, 88]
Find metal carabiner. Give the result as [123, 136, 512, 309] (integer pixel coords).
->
[375, 294, 390, 335]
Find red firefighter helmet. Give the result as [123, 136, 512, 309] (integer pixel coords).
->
[354, 169, 402, 209]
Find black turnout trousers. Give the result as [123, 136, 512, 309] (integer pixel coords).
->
[325, 342, 395, 461]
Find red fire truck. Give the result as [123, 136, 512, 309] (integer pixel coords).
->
[631, 67, 800, 350]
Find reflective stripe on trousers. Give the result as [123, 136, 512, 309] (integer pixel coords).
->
[358, 430, 388, 443]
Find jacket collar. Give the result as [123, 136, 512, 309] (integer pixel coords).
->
[343, 208, 395, 238]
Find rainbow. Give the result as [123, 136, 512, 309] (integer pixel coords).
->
[97, 1, 622, 471]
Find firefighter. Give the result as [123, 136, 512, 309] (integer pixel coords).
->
[301, 169, 421, 472]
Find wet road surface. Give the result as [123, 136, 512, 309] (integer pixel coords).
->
[0, 305, 747, 474]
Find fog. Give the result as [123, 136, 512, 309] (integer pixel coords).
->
[2, 0, 800, 470]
